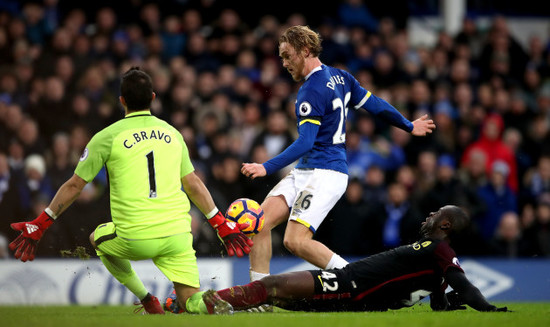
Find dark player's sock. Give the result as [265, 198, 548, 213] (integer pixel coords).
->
[217, 281, 268, 309]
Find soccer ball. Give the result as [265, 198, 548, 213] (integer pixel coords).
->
[225, 198, 265, 236]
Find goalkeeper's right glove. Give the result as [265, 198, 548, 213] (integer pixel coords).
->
[207, 210, 253, 257]
[9, 211, 55, 262]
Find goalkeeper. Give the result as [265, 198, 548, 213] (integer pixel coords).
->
[9, 67, 253, 315]
[200, 205, 508, 313]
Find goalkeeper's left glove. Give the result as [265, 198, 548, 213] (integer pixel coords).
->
[207, 210, 253, 257]
[9, 211, 55, 262]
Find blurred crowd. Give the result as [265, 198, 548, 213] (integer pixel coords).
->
[1, 0, 550, 259]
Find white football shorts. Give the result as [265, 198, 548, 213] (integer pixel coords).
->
[267, 168, 348, 233]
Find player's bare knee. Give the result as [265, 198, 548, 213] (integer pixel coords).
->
[283, 238, 301, 255]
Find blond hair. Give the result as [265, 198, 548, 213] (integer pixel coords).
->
[279, 25, 322, 57]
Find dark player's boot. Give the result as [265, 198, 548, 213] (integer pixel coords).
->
[202, 290, 234, 315]
[135, 293, 165, 314]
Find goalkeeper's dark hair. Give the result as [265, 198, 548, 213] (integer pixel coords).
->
[120, 67, 153, 111]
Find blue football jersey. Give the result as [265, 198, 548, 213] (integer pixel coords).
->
[295, 65, 371, 174]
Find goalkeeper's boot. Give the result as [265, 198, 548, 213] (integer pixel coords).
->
[202, 290, 234, 315]
[137, 293, 165, 314]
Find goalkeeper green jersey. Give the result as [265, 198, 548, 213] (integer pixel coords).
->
[75, 110, 194, 239]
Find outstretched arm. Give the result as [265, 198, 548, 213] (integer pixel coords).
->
[445, 268, 507, 312]
[242, 121, 319, 178]
[181, 172, 253, 257]
[9, 174, 88, 262]
[48, 174, 88, 216]
[362, 94, 435, 135]
[181, 171, 217, 215]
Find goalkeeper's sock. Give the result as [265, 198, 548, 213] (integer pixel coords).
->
[216, 281, 268, 309]
[99, 255, 148, 300]
[250, 269, 269, 281]
[325, 253, 349, 270]
[185, 291, 208, 314]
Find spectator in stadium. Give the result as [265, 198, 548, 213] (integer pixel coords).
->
[371, 49, 404, 89]
[198, 205, 508, 314]
[418, 154, 483, 219]
[454, 15, 485, 58]
[45, 132, 75, 190]
[0, 151, 26, 241]
[210, 154, 246, 210]
[525, 194, 550, 256]
[249, 109, 294, 170]
[242, 144, 280, 204]
[431, 101, 457, 155]
[315, 178, 371, 256]
[241, 25, 435, 284]
[8, 67, 252, 315]
[6, 139, 26, 174]
[17, 117, 47, 156]
[16, 154, 54, 213]
[478, 15, 529, 86]
[3, 104, 25, 145]
[414, 149, 438, 198]
[346, 128, 405, 179]
[525, 113, 550, 164]
[362, 165, 387, 206]
[461, 113, 518, 193]
[160, 15, 186, 63]
[366, 182, 423, 253]
[524, 155, 550, 202]
[502, 127, 532, 186]
[28, 75, 71, 142]
[489, 211, 536, 257]
[337, 0, 379, 33]
[476, 160, 518, 241]
[457, 148, 488, 191]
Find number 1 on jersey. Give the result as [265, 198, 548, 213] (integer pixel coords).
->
[146, 151, 157, 198]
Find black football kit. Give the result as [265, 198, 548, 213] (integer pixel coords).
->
[284, 238, 496, 312]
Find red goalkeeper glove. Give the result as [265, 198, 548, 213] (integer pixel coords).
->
[208, 210, 253, 257]
[9, 211, 54, 262]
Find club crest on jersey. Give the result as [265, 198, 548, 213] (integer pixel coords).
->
[79, 148, 89, 161]
[452, 257, 461, 266]
[299, 102, 312, 116]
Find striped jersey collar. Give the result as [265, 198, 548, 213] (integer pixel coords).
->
[125, 110, 152, 118]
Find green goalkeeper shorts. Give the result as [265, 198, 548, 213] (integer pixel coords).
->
[93, 222, 200, 288]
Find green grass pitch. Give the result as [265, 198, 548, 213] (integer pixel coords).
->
[1, 303, 549, 327]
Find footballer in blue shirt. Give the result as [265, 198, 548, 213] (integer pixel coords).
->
[242, 25, 436, 282]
